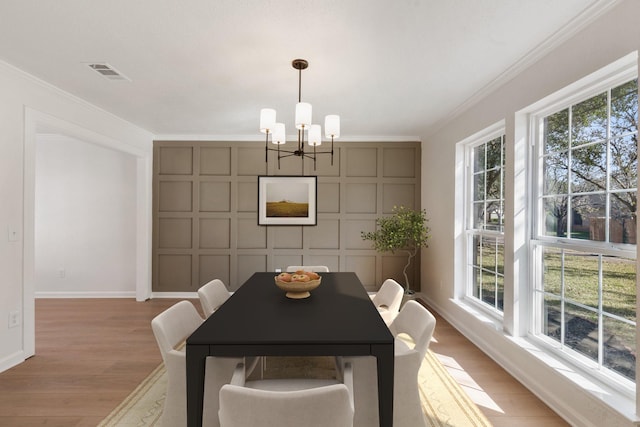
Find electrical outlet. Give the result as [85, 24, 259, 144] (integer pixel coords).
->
[9, 311, 20, 328]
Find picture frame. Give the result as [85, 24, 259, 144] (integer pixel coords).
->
[258, 176, 317, 225]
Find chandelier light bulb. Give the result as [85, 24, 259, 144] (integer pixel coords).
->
[324, 115, 340, 138]
[295, 102, 312, 130]
[272, 123, 286, 145]
[260, 108, 276, 133]
[308, 124, 322, 146]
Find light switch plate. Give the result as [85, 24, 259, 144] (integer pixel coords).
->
[9, 311, 20, 328]
[8, 226, 19, 242]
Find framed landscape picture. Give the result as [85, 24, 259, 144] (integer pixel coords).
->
[258, 176, 317, 225]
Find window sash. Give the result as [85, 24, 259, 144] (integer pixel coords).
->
[464, 132, 506, 313]
[530, 75, 637, 385]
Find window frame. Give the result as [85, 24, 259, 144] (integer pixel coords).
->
[529, 68, 638, 391]
[462, 123, 507, 317]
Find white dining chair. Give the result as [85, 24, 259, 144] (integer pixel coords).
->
[197, 280, 262, 378]
[286, 265, 330, 273]
[369, 278, 404, 325]
[339, 300, 436, 427]
[198, 279, 231, 317]
[219, 361, 355, 427]
[151, 300, 241, 427]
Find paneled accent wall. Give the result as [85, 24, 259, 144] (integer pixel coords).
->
[153, 140, 421, 292]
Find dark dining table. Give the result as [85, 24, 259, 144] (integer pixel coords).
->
[186, 271, 394, 427]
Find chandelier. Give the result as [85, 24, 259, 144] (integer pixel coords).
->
[260, 59, 340, 171]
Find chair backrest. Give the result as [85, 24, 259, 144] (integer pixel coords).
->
[151, 300, 203, 362]
[219, 383, 353, 427]
[389, 300, 436, 360]
[371, 278, 404, 313]
[198, 279, 231, 317]
[286, 265, 330, 273]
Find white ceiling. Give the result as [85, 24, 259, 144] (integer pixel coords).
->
[0, 0, 618, 141]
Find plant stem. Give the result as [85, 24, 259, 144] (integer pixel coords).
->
[402, 249, 416, 293]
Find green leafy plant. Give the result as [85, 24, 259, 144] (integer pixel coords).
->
[361, 206, 430, 293]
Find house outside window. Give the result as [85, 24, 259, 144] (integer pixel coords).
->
[532, 77, 638, 384]
[464, 131, 505, 314]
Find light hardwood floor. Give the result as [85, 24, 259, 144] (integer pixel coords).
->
[0, 298, 568, 426]
[420, 298, 570, 426]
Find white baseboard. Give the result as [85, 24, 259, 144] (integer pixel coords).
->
[151, 292, 198, 299]
[0, 350, 26, 374]
[35, 291, 137, 298]
[34, 291, 202, 299]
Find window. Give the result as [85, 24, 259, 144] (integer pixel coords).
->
[464, 130, 505, 313]
[532, 77, 637, 383]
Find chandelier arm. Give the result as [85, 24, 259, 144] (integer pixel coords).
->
[270, 150, 332, 159]
[265, 146, 299, 155]
[301, 150, 332, 156]
[276, 152, 306, 160]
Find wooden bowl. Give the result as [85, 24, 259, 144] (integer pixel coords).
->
[274, 277, 321, 299]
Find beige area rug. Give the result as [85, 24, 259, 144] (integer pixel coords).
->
[99, 352, 491, 427]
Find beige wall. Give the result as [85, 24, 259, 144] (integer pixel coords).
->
[420, 1, 639, 425]
[153, 140, 421, 292]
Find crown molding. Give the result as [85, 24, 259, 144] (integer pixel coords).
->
[427, 0, 624, 137]
[153, 134, 421, 143]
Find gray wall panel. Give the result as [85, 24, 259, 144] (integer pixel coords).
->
[346, 255, 376, 289]
[382, 183, 416, 212]
[237, 181, 258, 212]
[383, 147, 416, 178]
[158, 181, 192, 212]
[346, 147, 377, 177]
[307, 219, 339, 249]
[153, 141, 420, 291]
[273, 255, 303, 270]
[199, 218, 230, 249]
[237, 218, 266, 249]
[273, 226, 303, 249]
[158, 218, 192, 249]
[238, 147, 267, 176]
[345, 219, 375, 249]
[200, 181, 230, 212]
[346, 183, 376, 213]
[199, 255, 230, 286]
[200, 147, 231, 176]
[157, 254, 192, 290]
[159, 146, 193, 175]
[236, 255, 267, 290]
[318, 182, 340, 213]
[382, 255, 416, 292]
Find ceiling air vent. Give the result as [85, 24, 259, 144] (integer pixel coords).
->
[86, 63, 131, 81]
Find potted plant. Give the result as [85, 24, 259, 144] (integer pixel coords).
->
[361, 205, 430, 294]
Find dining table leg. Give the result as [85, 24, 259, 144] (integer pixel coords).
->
[371, 342, 394, 427]
[186, 344, 209, 427]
